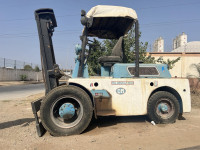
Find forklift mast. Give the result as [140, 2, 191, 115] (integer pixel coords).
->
[35, 9, 63, 94]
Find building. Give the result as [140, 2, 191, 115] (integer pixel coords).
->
[173, 32, 187, 50]
[172, 41, 200, 52]
[172, 32, 200, 52]
[153, 37, 164, 52]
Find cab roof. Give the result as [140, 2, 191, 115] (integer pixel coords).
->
[86, 5, 137, 19]
[84, 5, 138, 39]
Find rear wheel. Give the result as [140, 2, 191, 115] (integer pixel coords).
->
[147, 91, 180, 124]
[40, 85, 93, 136]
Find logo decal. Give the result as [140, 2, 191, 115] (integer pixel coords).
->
[116, 88, 126, 95]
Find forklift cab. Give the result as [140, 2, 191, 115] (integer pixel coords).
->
[72, 5, 140, 78]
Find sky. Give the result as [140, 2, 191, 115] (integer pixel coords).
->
[0, 0, 199, 69]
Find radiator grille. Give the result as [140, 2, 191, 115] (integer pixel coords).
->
[128, 67, 159, 76]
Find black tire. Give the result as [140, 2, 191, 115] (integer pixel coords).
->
[40, 85, 93, 136]
[147, 91, 180, 124]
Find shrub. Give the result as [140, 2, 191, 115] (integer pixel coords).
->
[20, 74, 27, 81]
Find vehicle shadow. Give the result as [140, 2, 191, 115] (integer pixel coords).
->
[0, 116, 148, 134]
[84, 115, 148, 133]
[178, 145, 200, 150]
[0, 118, 35, 130]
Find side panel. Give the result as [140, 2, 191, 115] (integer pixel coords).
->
[69, 78, 144, 116]
[108, 79, 144, 115]
[143, 78, 191, 113]
[69, 78, 191, 116]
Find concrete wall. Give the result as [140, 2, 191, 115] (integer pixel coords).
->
[0, 68, 43, 81]
[149, 52, 200, 78]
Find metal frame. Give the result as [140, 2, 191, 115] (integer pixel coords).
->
[78, 29, 88, 77]
[33, 8, 65, 136]
[134, 20, 140, 77]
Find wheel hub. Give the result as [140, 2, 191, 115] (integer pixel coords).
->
[158, 103, 168, 113]
[59, 103, 75, 119]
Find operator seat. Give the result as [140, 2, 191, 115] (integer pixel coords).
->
[98, 36, 124, 67]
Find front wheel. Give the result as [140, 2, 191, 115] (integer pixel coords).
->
[147, 91, 180, 124]
[40, 85, 93, 136]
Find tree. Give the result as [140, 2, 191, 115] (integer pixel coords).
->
[87, 27, 149, 75]
[24, 65, 32, 71]
[143, 55, 157, 64]
[156, 56, 180, 70]
[86, 27, 180, 75]
[34, 65, 40, 72]
[87, 39, 103, 76]
[103, 28, 148, 63]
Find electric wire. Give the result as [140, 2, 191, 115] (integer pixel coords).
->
[0, 18, 200, 38]
[0, 1, 199, 22]
[0, 1, 199, 38]
[138, 1, 200, 10]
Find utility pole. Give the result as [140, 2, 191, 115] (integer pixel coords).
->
[14, 60, 16, 69]
[3, 58, 5, 68]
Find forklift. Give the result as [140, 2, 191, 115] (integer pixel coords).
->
[32, 5, 191, 136]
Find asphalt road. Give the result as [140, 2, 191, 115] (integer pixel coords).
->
[0, 83, 45, 100]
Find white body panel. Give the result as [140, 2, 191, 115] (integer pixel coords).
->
[69, 78, 191, 116]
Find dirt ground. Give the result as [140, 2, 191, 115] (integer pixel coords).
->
[0, 93, 200, 150]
